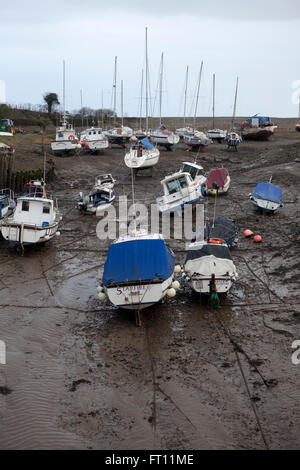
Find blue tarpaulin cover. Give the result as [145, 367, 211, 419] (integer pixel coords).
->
[252, 183, 282, 203]
[103, 239, 175, 286]
[141, 137, 154, 150]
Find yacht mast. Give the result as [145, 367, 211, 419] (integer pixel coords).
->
[183, 65, 189, 125]
[231, 76, 239, 130]
[139, 69, 144, 130]
[159, 52, 163, 126]
[145, 27, 149, 132]
[193, 61, 203, 129]
[63, 60, 66, 124]
[113, 56, 117, 127]
[212, 73, 215, 129]
[101, 90, 104, 128]
[121, 80, 124, 127]
[80, 89, 83, 128]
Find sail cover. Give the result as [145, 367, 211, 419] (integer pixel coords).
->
[141, 137, 154, 150]
[252, 183, 282, 203]
[103, 239, 174, 286]
[207, 168, 228, 189]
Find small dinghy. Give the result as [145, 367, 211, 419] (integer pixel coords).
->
[1, 181, 61, 248]
[250, 182, 283, 213]
[94, 174, 116, 190]
[157, 171, 203, 214]
[124, 137, 160, 172]
[225, 131, 242, 151]
[0, 189, 15, 224]
[79, 127, 109, 152]
[295, 122, 300, 133]
[205, 168, 230, 195]
[204, 216, 239, 247]
[99, 231, 176, 311]
[184, 240, 238, 299]
[76, 183, 116, 215]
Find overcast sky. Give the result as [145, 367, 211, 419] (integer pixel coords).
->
[1, 0, 300, 118]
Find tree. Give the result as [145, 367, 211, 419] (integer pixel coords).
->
[43, 92, 60, 114]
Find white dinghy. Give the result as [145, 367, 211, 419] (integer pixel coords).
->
[1, 181, 61, 248]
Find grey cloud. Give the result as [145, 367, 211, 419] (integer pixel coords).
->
[1, 0, 300, 24]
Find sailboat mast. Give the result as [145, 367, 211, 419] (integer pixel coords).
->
[101, 90, 104, 128]
[63, 60, 66, 123]
[139, 69, 144, 130]
[231, 76, 239, 130]
[212, 73, 215, 129]
[145, 27, 149, 132]
[113, 56, 117, 127]
[80, 89, 83, 128]
[183, 65, 189, 125]
[121, 80, 124, 127]
[159, 52, 163, 126]
[193, 61, 203, 129]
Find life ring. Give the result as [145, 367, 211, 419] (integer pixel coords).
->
[209, 238, 225, 244]
[68, 135, 75, 141]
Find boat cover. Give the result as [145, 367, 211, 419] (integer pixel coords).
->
[185, 244, 232, 262]
[207, 168, 228, 190]
[103, 239, 175, 286]
[252, 183, 282, 203]
[141, 137, 154, 150]
[205, 217, 239, 244]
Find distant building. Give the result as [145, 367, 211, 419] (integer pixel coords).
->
[0, 80, 6, 104]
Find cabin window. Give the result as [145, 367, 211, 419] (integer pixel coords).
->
[58, 132, 63, 138]
[0, 197, 8, 208]
[43, 203, 51, 214]
[179, 176, 188, 189]
[93, 131, 96, 135]
[167, 180, 180, 194]
[22, 200, 30, 212]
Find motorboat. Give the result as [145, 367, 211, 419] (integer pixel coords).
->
[157, 171, 203, 214]
[79, 127, 109, 152]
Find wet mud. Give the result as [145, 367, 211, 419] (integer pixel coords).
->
[0, 123, 300, 449]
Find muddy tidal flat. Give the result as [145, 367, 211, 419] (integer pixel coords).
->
[0, 119, 300, 450]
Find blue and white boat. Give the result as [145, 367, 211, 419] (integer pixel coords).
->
[157, 171, 203, 214]
[250, 182, 283, 213]
[225, 131, 242, 150]
[76, 180, 116, 215]
[100, 232, 176, 310]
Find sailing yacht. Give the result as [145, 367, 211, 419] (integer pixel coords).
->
[206, 74, 227, 143]
[149, 53, 179, 150]
[105, 60, 133, 145]
[51, 61, 81, 155]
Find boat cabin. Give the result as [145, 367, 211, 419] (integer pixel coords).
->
[180, 162, 205, 181]
[14, 197, 55, 226]
[95, 174, 115, 188]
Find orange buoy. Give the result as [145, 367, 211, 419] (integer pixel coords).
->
[253, 235, 262, 243]
[244, 229, 254, 238]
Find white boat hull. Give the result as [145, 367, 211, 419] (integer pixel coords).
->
[190, 276, 233, 294]
[150, 133, 180, 146]
[82, 140, 109, 151]
[124, 148, 160, 169]
[1, 221, 59, 245]
[51, 141, 81, 154]
[104, 275, 174, 310]
[250, 196, 281, 212]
